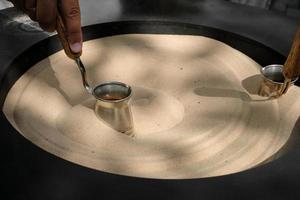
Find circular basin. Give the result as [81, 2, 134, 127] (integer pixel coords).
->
[2, 22, 300, 179]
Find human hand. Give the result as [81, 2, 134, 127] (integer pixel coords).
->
[8, 0, 82, 53]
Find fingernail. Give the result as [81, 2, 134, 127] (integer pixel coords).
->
[70, 42, 82, 53]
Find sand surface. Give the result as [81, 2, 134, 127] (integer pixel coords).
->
[3, 34, 300, 179]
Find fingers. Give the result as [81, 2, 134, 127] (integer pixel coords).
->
[9, 0, 37, 22]
[24, 0, 37, 20]
[8, 0, 24, 11]
[10, 0, 83, 53]
[36, 0, 57, 32]
[24, 0, 36, 9]
[60, 0, 82, 53]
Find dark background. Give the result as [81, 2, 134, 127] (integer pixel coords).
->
[228, 0, 300, 19]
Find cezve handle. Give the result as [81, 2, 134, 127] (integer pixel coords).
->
[283, 26, 300, 80]
[56, 12, 82, 59]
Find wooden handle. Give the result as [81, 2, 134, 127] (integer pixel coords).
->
[56, 13, 82, 60]
[283, 26, 300, 80]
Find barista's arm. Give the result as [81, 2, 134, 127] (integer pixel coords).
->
[8, 0, 82, 53]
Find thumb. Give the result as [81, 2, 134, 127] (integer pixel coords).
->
[60, 0, 82, 53]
